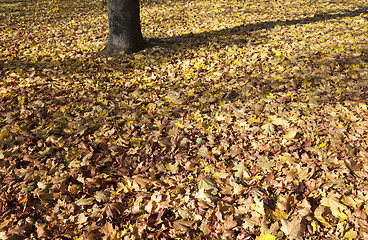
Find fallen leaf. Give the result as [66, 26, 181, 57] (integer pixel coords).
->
[255, 233, 276, 240]
[280, 217, 302, 240]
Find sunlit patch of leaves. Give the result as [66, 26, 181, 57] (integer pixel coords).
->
[1, 0, 368, 239]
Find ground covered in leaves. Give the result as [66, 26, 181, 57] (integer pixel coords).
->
[1, 0, 368, 239]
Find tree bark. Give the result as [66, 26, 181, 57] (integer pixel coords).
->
[103, 0, 145, 54]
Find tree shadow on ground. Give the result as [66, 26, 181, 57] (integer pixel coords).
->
[138, 5, 368, 104]
[150, 6, 368, 50]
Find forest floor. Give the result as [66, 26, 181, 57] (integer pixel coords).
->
[1, 0, 368, 239]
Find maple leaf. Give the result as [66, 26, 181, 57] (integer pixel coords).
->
[280, 217, 303, 240]
[271, 208, 289, 221]
[102, 203, 124, 220]
[94, 190, 110, 203]
[320, 195, 347, 220]
[100, 222, 120, 240]
[232, 161, 251, 179]
[251, 196, 265, 215]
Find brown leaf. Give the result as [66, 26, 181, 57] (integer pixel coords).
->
[35, 222, 46, 238]
[280, 217, 303, 240]
[223, 220, 237, 230]
[353, 209, 368, 232]
[320, 195, 347, 219]
[173, 219, 194, 231]
[102, 203, 124, 220]
[100, 222, 119, 240]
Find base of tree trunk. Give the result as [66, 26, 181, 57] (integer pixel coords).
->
[93, 35, 178, 57]
[94, 36, 171, 57]
[96, 40, 146, 57]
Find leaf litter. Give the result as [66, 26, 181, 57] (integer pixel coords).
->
[1, 0, 368, 239]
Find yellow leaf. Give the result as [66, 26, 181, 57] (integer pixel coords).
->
[47, 7, 59, 14]
[271, 208, 289, 220]
[218, 100, 226, 106]
[201, 167, 211, 173]
[315, 215, 331, 227]
[311, 221, 319, 233]
[201, 121, 212, 130]
[19, 194, 28, 210]
[344, 229, 358, 239]
[273, 49, 282, 56]
[338, 211, 347, 220]
[13, 124, 23, 131]
[251, 72, 259, 78]
[249, 116, 261, 123]
[175, 122, 183, 128]
[255, 233, 276, 240]
[0, 129, 9, 141]
[318, 141, 327, 148]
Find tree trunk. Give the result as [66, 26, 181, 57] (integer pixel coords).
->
[103, 0, 145, 54]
